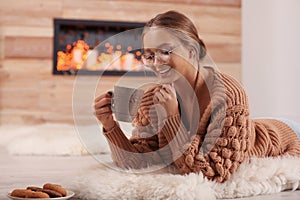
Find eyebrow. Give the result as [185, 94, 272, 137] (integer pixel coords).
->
[143, 43, 173, 51]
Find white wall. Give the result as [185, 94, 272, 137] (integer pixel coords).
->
[242, 0, 300, 123]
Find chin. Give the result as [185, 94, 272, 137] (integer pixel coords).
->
[159, 79, 172, 84]
[154, 68, 181, 84]
[158, 74, 180, 84]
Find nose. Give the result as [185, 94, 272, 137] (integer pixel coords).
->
[153, 54, 164, 67]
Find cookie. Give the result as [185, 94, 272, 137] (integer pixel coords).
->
[29, 191, 50, 198]
[11, 189, 50, 198]
[43, 183, 67, 197]
[42, 189, 63, 198]
[26, 186, 43, 192]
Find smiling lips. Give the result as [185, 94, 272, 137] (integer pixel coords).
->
[158, 67, 171, 76]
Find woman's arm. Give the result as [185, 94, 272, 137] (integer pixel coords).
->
[104, 124, 164, 169]
[157, 72, 254, 182]
[157, 114, 191, 172]
[159, 105, 251, 183]
[94, 91, 163, 169]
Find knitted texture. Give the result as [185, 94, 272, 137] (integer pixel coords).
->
[104, 67, 300, 183]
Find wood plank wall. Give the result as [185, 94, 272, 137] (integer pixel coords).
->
[0, 0, 241, 125]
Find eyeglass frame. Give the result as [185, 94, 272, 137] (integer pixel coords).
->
[141, 45, 181, 67]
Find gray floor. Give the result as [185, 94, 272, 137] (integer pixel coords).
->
[1, 146, 299, 200]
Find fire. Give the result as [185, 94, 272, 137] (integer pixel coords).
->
[57, 40, 89, 71]
[56, 40, 143, 72]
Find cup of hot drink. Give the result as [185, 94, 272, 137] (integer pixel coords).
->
[111, 85, 145, 122]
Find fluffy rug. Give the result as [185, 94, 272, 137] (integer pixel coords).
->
[1, 123, 300, 199]
[0, 123, 110, 156]
[68, 156, 300, 200]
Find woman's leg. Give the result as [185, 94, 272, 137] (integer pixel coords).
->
[274, 118, 300, 139]
[254, 117, 300, 139]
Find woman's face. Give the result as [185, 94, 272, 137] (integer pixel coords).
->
[142, 28, 193, 84]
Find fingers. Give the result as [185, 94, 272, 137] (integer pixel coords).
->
[94, 92, 113, 118]
[94, 93, 106, 103]
[140, 95, 154, 107]
[162, 84, 176, 96]
[139, 84, 175, 111]
[94, 98, 112, 110]
[94, 106, 113, 115]
[139, 106, 150, 118]
[144, 85, 162, 94]
[93, 92, 116, 130]
[94, 92, 113, 108]
[153, 85, 179, 117]
[141, 86, 161, 102]
[153, 87, 175, 103]
[153, 90, 164, 103]
[134, 84, 179, 126]
[94, 91, 112, 103]
[139, 86, 161, 108]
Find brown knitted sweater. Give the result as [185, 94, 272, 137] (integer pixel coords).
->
[104, 67, 300, 183]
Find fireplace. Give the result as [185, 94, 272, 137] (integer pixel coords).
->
[53, 18, 151, 76]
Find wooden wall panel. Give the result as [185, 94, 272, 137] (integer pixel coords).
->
[4, 37, 52, 59]
[0, 0, 241, 125]
[3, 36, 240, 63]
[0, 37, 4, 60]
[0, 59, 52, 79]
[126, 0, 241, 7]
[62, 0, 241, 35]
[1, 26, 53, 37]
[0, 0, 62, 27]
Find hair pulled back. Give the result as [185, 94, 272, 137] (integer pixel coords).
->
[144, 10, 206, 59]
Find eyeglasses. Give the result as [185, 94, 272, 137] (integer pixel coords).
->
[141, 45, 180, 67]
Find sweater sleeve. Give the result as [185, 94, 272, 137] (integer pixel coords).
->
[159, 115, 196, 174]
[158, 70, 255, 183]
[195, 73, 253, 182]
[197, 105, 251, 183]
[158, 114, 191, 171]
[160, 106, 251, 183]
[104, 124, 163, 169]
[249, 118, 300, 157]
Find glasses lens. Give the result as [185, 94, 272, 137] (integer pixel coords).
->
[157, 49, 171, 62]
[142, 46, 178, 66]
[141, 54, 153, 66]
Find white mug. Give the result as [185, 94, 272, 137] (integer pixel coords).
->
[111, 85, 144, 122]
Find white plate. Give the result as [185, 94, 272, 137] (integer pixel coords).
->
[7, 190, 75, 200]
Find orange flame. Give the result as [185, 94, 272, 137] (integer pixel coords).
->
[56, 40, 144, 71]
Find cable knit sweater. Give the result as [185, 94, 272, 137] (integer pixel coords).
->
[104, 67, 300, 183]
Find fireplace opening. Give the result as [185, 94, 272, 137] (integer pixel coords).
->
[53, 18, 152, 76]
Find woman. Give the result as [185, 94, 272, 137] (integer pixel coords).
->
[94, 10, 300, 183]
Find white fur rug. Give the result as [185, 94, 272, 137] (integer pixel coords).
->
[0, 123, 110, 156]
[68, 156, 300, 200]
[1, 123, 300, 199]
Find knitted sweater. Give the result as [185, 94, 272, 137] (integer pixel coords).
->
[104, 67, 300, 183]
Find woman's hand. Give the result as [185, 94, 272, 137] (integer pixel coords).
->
[153, 84, 179, 117]
[94, 92, 116, 131]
